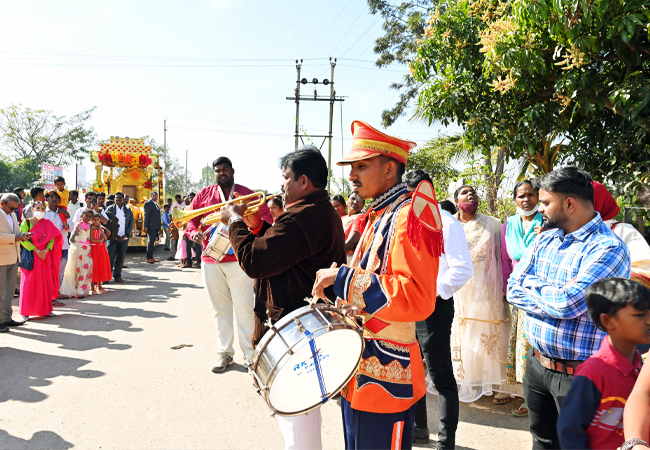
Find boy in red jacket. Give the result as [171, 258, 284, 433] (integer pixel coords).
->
[558, 277, 650, 450]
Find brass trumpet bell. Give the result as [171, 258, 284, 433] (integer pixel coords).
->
[170, 192, 280, 228]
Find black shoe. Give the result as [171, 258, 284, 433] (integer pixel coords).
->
[164, 248, 171, 251]
[0, 323, 8, 333]
[167, 257, 175, 261]
[14, 288, 20, 298]
[413, 428, 430, 444]
[3, 319, 26, 327]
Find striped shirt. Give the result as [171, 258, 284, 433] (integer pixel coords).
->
[507, 212, 630, 361]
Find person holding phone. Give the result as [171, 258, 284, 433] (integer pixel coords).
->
[18, 201, 64, 319]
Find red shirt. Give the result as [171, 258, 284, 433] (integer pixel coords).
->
[558, 336, 643, 450]
[184, 184, 273, 264]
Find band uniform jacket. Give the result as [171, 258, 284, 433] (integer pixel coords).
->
[229, 189, 346, 347]
[142, 199, 162, 231]
[0, 211, 25, 266]
[332, 182, 439, 414]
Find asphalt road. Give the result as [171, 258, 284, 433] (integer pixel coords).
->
[0, 245, 531, 449]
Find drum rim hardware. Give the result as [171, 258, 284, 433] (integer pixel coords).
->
[249, 301, 364, 417]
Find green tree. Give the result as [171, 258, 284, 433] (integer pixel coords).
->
[0, 157, 41, 192]
[0, 104, 96, 168]
[475, 0, 650, 189]
[146, 138, 195, 199]
[367, 0, 432, 127]
[406, 135, 462, 198]
[197, 165, 214, 191]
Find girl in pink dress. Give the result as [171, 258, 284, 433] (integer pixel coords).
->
[89, 212, 111, 294]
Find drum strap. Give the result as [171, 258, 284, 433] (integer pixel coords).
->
[303, 328, 328, 403]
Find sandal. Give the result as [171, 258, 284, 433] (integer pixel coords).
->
[52, 301, 65, 307]
[492, 397, 510, 405]
[512, 402, 529, 417]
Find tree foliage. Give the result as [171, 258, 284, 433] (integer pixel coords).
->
[368, 0, 432, 126]
[146, 138, 196, 200]
[0, 157, 41, 193]
[413, 0, 650, 191]
[0, 104, 96, 168]
[406, 135, 462, 197]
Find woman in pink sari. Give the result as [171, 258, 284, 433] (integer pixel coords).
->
[19, 201, 64, 319]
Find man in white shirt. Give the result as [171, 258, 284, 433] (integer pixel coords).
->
[404, 170, 474, 449]
[44, 191, 70, 297]
[67, 190, 83, 221]
[106, 192, 134, 283]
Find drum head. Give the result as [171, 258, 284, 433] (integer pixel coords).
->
[268, 328, 363, 415]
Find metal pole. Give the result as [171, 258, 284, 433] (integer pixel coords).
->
[75, 163, 78, 191]
[185, 149, 188, 193]
[327, 58, 336, 191]
[164, 118, 167, 197]
[294, 60, 302, 150]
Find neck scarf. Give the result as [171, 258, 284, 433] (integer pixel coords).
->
[516, 205, 539, 217]
[506, 212, 543, 261]
[457, 201, 479, 216]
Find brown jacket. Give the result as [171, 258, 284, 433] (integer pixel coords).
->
[229, 189, 346, 346]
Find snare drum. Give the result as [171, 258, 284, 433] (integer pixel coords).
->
[204, 223, 232, 262]
[250, 304, 364, 417]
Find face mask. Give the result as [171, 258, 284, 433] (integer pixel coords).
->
[33, 211, 45, 219]
[457, 201, 479, 216]
[517, 205, 539, 217]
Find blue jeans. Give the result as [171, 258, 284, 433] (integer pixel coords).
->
[58, 249, 68, 289]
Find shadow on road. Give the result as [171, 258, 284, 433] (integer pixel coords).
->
[0, 348, 104, 403]
[8, 327, 131, 352]
[0, 429, 74, 450]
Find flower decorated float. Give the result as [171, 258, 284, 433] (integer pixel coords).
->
[90, 136, 164, 247]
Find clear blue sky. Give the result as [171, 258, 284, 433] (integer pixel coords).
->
[0, 0, 447, 192]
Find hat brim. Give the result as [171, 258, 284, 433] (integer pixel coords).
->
[336, 149, 381, 166]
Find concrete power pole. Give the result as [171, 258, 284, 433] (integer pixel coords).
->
[287, 58, 344, 191]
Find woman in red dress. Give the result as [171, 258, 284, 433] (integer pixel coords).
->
[89, 212, 112, 294]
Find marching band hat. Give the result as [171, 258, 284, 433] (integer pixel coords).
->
[337, 120, 417, 166]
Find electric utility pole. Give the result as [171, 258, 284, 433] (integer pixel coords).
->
[287, 58, 344, 191]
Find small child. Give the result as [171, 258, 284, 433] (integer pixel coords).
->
[89, 212, 112, 294]
[557, 277, 650, 450]
[54, 176, 70, 231]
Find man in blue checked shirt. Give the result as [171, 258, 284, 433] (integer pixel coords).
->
[507, 166, 630, 450]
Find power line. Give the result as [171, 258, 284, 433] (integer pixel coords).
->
[302, 0, 354, 58]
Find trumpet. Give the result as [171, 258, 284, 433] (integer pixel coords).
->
[170, 191, 281, 228]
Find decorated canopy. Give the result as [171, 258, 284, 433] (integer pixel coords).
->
[91, 136, 160, 168]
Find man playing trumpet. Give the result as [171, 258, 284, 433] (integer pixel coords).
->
[220, 146, 346, 450]
[185, 156, 273, 372]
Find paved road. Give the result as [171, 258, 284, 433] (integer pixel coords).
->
[0, 246, 531, 449]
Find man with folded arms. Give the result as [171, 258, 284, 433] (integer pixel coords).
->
[507, 166, 631, 449]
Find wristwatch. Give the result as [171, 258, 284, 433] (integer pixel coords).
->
[621, 439, 649, 450]
[228, 214, 244, 227]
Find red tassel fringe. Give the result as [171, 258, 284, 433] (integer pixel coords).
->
[407, 206, 444, 258]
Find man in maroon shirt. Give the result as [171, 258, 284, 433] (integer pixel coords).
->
[185, 156, 273, 373]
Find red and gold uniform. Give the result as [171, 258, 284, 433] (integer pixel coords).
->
[333, 121, 444, 448]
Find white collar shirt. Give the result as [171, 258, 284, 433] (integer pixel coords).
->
[437, 209, 474, 300]
[2, 211, 15, 233]
[44, 207, 69, 250]
[115, 204, 126, 237]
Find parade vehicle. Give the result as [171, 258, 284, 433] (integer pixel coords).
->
[90, 136, 164, 247]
